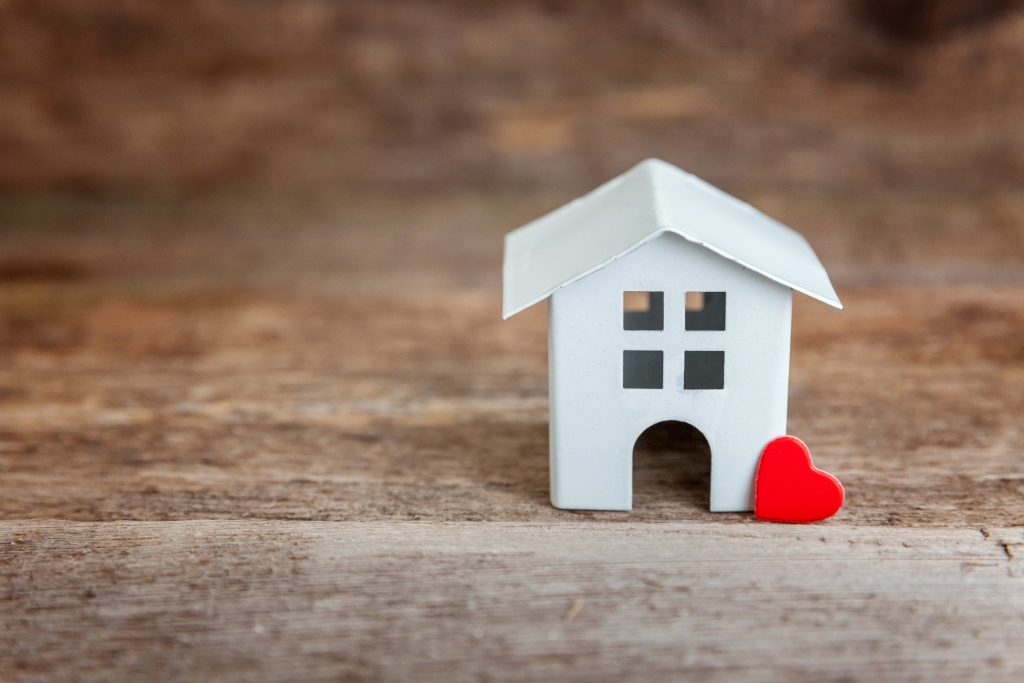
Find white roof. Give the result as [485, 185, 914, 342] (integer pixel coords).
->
[503, 158, 842, 318]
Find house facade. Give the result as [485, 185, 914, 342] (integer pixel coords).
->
[503, 159, 841, 512]
[549, 235, 791, 511]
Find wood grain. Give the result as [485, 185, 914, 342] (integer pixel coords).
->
[1, 188, 1023, 680]
[2, 521, 1023, 682]
[2, 1, 1023, 195]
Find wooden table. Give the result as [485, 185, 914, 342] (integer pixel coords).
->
[1, 190, 1022, 681]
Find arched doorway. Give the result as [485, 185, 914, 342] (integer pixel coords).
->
[632, 421, 711, 511]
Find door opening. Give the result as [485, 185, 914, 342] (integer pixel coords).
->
[632, 421, 710, 512]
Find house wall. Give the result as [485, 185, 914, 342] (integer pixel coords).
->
[548, 233, 792, 512]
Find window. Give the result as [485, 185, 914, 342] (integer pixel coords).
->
[623, 350, 663, 389]
[685, 291, 726, 331]
[684, 351, 724, 390]
[619, 291, 725, 391]
[623, 291, 664, 330]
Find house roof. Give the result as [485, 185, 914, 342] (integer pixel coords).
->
[502, 158, 842, 319]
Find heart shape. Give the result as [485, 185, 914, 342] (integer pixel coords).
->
[755, 436, 844, 523]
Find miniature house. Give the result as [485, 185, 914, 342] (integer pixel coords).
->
[502, 159, 842, 512]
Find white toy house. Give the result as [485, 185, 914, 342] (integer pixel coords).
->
[502, 159, 842, 512]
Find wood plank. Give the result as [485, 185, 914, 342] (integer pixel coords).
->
[0, 520, 1019, 679]
[2, 521, 1022, 682]
[1, 283, 1022, 527]
[1, 190, 1023, 680]
[2, 3, 1023, 197]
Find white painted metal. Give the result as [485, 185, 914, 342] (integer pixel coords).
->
[548, 235, 792, 511]
[503, 158, 842, 319]
[503, 159, 840, 512]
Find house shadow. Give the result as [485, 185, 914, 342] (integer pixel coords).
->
[439, 418, 712, 519]
[478, 419, 713, 518]
[500, 420, 552, 508]
[461, 418, 552, 511]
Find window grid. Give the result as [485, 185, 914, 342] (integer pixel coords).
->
[621, 291, 726, 391]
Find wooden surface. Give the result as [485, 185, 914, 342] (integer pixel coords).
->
[3, 1, 1024, 195]
[1, 189, 1024, 681]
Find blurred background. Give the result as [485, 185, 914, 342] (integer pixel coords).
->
[2, 0, 1022, 198]
[4, 0, 1023, 297]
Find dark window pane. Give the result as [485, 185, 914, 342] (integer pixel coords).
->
[684, 351, 724, 390]
[685, 291, 726, 331]
[623, 291, 664, 330]
[623, 350, 663, 389]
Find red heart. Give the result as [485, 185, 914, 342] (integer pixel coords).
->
[755, 436, 844, 523]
